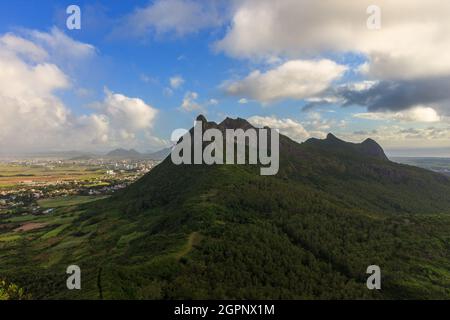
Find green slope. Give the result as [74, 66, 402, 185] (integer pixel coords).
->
[1, 117, 450, 299]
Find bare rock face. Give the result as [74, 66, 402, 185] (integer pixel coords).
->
[360, 138, 388, 161]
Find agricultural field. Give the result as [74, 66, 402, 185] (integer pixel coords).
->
[0, 194, 109, 298]
[0, 163, 105, 188]
[0, 158, 158, 220]
[38, 196, 107, 209]
[0, 195, 106, 245]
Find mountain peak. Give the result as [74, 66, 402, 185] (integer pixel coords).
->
[326, 133, 342, 142]
[360, 138, 388, 160]
[305, 133, 388, 161]
[362, 138, 377, 145]
[326, 133, 336, 139]
[219, 117, 255, 130]
[107, 148, 141, 158]
[196, 114, 207, 123]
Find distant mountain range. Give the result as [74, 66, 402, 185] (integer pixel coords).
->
[105, 148, 172, 160]
[145, 147, 173, 161]
[7, 147, 173, 161]
[5, 116, 450, 300]
[106, 148, 142, 158]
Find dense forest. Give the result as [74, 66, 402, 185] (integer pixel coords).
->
[1, 117, 450, 299]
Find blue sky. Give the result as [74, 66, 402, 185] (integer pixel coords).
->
[0, 0, 449, 155]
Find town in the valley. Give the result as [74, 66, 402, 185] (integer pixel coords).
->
[0, 154, 162, 219]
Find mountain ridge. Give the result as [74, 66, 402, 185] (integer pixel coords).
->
[106, 148, 142, 158]
[4, 115, 450, 300]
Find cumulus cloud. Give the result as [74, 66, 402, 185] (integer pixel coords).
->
[90, 89, 158, 138]
[341, 125, 450, 149]
[0, 39, 70, 98]
[303, 95, 342, 111]
[354, 106, 441, 123]
[248, 116, 310, 142]
[336, 78, 450, 118]
[213, 0, 450, 125]
[29, 27, 96, 61]
[303, 81, 378, 111]
[247, 113, 449, 150]
[216, 0, 450, 80]
[342, 79, 450, 112]
[395, 127, 450, 142]
[0, 31, 163, 153]
[224, 59, 347, 103]
[120, 0, 225, 37]
[0, 33, 71, 150]
[303, 78, 450, 121]
[0, 33, 48, 62]
[180, 91, 204, 112]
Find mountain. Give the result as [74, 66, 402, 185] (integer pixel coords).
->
[145, 147, 172, 161]
[304, 133, 388, 161]
[105, 147, 171, 160]
[3, 116, 450, 300]
[69, 154, 96, 161]
[106, 148, 142, 158]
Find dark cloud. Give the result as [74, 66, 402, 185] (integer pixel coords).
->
[341, 77, 450, 113]
[303, 77, 450, 115]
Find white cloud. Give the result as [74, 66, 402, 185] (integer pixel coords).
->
[180, 91, 204, 112]
[91, 88, 158, 133]
[303, 111, 347, 138]
[342, 80, 378, 92]
[248, 114, 450, 150]
[248, 113, 450, 150]
[123, 0, 223, 37]
[208, 98, 219, 106]
[0, 31, 162, 152]
[0, 33, 48, 62]
[216, 0, 450, 80]
[341, 125, 450, 149]
[29, 27, 96, 61]
[238, 98, 248, 104]
[354, 106, 441, 123]
[248, 116, 310, 142]
[169, 75, 184, 89]
[0, 41, 70, 98]
[224, 59, 347, 103]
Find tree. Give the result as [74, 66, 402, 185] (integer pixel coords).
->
[0, 279, 31, 300]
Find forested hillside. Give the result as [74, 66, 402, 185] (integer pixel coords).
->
[1, 117, 450, 299]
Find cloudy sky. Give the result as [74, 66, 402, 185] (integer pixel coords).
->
[0, 0, 449, 156]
